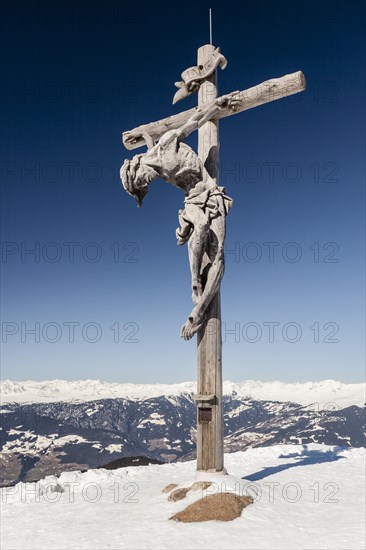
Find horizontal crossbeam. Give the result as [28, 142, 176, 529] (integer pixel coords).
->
[122, 71, 305, 150]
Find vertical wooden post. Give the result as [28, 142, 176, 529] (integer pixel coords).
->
[196, 44, 225, 474]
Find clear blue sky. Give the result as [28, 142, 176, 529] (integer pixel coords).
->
[1, 0, 365, 383]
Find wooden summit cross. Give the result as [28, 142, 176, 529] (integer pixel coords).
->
[121, 43, 305, 477]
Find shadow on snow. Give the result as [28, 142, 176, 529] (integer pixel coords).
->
[242, 446, 345, 482]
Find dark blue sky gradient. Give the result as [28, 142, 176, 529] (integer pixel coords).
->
[1, 0, 364, 383]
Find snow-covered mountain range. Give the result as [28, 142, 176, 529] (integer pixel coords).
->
[1, 378, 365, 408]
[1, 379, 365, 487]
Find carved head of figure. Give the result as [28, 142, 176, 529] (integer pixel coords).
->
[120, 154, 158, 207]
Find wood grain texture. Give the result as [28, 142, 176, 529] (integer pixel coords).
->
[196, 44, 224, 473]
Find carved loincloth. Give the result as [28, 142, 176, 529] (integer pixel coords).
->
[176, 184, 233, 245]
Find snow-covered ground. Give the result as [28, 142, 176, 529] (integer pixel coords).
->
[1, 444, 365, 549]
[1, 379, 365, 409]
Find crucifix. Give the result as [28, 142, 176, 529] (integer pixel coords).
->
[120, 41, 305, 477]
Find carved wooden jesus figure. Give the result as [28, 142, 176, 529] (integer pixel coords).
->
[121, 93, 239, 340]
[121, 42, 305, 476]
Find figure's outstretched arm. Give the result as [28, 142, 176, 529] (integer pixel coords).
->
[177, 91, 240, 141]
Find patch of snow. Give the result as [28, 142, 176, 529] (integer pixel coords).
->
[54, 435, 88, 445]
[0, 445, 364, 549]
[104, 444, 124, 453]
[85, 404, 103, 416]
[226, 404, 251, 418]
[149, 413, 166, 425]
[2, 432, 51, 454]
